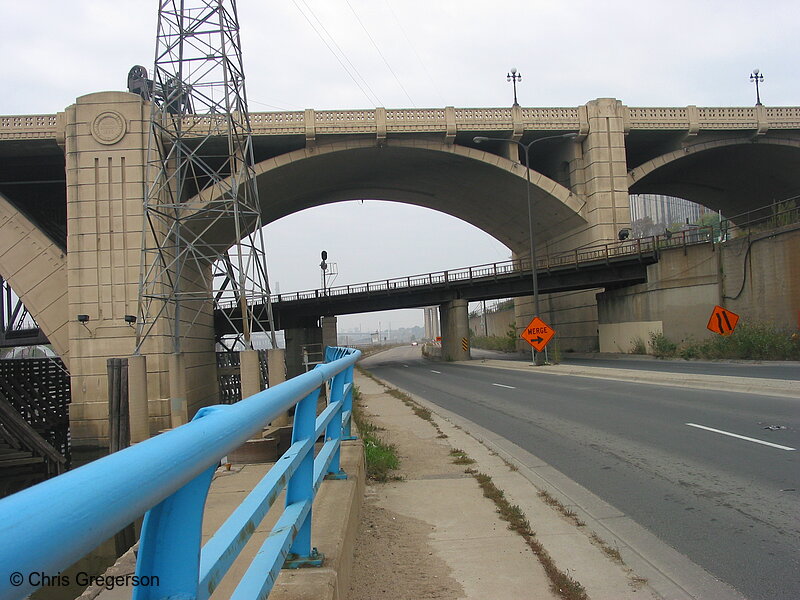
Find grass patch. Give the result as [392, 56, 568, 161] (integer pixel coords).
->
[537, 490, 585, 527]
[351, 385, 401, 482]
[629, 337, 647, 355]
[590, 533, 623, 565]
[357, 366, 450, 439]
[390, 389, 434, 422]
[466, 468, 588, 600]
[384, 385, 450, 437]
[649, 331, 677, 358]
[449, 449, 476, 465]
[644, 322, 800, 360]
[470, 334, 517, 353]
[692, 321, 800, 360]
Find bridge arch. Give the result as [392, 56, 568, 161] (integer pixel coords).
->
[196, 138, 585, 255]
[628, 136, 800, 217]
[0, 193, 69, 365]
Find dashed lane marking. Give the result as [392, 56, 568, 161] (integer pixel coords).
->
[686, 423, 796, 451]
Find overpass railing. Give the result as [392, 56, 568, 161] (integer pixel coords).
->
[218, 227, 712, 307]
[720, 195, 800, 239]
[0, 346, 360, 600]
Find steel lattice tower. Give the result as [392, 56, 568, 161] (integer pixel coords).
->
[136, 0, 276, 354]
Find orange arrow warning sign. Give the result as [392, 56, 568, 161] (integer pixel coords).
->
[707, 305, 739, 336]
[521, 317, 555, 351]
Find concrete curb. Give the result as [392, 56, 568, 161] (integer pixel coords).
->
[466, 359, 800, 399]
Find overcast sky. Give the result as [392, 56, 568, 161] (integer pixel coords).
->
[3, 1, 798, 331]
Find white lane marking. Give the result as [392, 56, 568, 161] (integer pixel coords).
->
[430, 370, 441, 374]
[686, 423, 796, 451]
[492, 383, 516, 389]
[402, 364, 409, 368]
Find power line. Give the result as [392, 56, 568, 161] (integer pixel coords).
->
[299, 0, 383, 105]
[383, 0, 445, 106]
[345, 0, 415, 107]
[249, 98, 301, 111]
[292, 0, 382, 106]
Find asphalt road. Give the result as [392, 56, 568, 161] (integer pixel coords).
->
[364, 347, 800, 600]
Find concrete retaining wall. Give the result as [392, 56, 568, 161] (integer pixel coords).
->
[469, 307, 514, 338]
[597, 226, 800, 351]
[720, 223, 800, 330]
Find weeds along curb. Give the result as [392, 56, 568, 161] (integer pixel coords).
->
[358, 365, 589, 600]
[351, 385, 401, 482]
[464, 466, 588, 600]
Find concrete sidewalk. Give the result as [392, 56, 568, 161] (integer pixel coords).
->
[351, 370, 662, 600]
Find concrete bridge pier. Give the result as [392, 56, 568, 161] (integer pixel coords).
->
[265, 349, 288, 425]
[240, 348, 288, 426]
[423, 306, 441, 340]
[321, 316, 338, 351]
[284, 316, 323, 379]
[439, 299, 470, 361]
[239, 348, 288, 396]
[168, 353, 188, 428]
[240, 349, 262, 400]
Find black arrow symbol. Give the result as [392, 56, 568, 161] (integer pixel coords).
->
[530, 336, 544, 343]
[716, 313, 724, 333]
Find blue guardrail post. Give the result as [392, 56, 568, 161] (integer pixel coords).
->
[284, 386, 324, 568]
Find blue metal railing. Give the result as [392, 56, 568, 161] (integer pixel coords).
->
[0, 346, 360, 600]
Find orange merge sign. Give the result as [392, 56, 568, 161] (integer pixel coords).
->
[521, 317, 555, 351]
[707, 305, 739, 336]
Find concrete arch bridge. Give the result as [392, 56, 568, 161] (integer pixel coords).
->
[1, 91, 799, 451]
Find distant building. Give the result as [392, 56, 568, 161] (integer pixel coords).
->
[629, 194, 714, 237]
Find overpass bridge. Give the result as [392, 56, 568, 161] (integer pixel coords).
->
[1, 92, 799, 452]
[217, 229, 713, 372]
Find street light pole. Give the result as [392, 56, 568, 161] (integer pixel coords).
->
[474, 133, 578, 364]
[507, 68, 522, 106]
[750, 69, 764, 106]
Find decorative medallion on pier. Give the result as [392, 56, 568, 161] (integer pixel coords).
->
[91, 111, 127, 145]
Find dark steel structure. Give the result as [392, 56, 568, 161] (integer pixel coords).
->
[0, 277, 48, 349]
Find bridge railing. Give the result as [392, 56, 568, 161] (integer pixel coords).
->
[219, 227, 711, 307]
[0, 346, 361, 600]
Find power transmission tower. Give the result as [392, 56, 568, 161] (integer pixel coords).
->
[136, 0, 277, 355]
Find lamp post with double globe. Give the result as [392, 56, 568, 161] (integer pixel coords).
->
[750, 69, 764, 106]
[473, 133, 578, 364]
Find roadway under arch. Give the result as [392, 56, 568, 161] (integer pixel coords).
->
[246, 139, 586, 255]
[628, 136, 800, 218]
